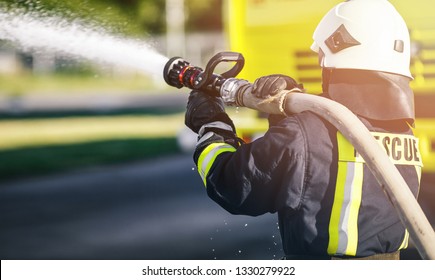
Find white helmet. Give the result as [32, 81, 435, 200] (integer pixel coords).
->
[311, 0, 412, 79]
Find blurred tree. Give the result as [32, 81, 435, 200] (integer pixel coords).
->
[0, 0, 146, 36]
[0, 0, 223, 35]
[185, 0, 222, 32]
[132, 0, 223, 33]
[137, 0, 166, 34]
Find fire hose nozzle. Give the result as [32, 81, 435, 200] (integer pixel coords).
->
[163, 57, 199, 89]
[163, 52, 246, 100]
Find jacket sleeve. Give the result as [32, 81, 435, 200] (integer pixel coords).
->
[194, 116, 306, 216]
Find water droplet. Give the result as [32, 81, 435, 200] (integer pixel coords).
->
[238, 250, 242, 254]
[191, 167, 195, 171]
[244, 223, 248, 227]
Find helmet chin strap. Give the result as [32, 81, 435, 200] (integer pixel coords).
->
[321, 67, 332, 94]
[322, 68, 415, 123]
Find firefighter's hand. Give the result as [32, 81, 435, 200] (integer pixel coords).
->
[185, 90, 234, 134]
[252, 74, 302, 99]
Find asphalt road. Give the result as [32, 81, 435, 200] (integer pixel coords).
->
[0, 154, 282, 260]
[0, 154, 433, 260]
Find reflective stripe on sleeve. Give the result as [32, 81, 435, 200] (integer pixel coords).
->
[328, 132, 364, 256]
[197, 143, 236, 187]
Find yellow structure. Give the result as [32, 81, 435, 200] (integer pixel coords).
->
[224, 0, 435, 173]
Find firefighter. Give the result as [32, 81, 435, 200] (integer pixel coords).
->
[185, 0, 423, 259]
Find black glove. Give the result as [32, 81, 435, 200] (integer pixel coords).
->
[185, 90, 235, 134]
[252, 74, 302, 127]
[251, 74, 302, 99]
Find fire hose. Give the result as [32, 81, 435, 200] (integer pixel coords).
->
[163, 51, 435, 259]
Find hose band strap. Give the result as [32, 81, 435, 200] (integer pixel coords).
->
[198, 121, 234, 137]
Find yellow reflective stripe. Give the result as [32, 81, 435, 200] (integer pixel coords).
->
[328, 161, 347, 255]
[347, 161, 363, 255]
[415, 165, 422, 185]
[337, 133, 359, 162]
[399, 230, 409, 250]
[398, 166, 420, 251]
[197, 143, 236, 187]
[328, 133, 363, 256]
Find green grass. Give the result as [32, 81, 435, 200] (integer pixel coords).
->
[0, 138, 180, 182]
[0, 106, 263, 182]
[0, 73, 164, 97]
[0, 113, 186, 182]
[0, 114, 184, 150]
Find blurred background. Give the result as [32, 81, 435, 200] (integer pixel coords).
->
[0, 0, 434, 260]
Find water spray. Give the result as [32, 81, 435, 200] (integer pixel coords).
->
[0, 7, 168, 76]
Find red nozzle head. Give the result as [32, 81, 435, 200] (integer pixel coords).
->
[163, 57, 188, 88]
[163, 57, 203, 89]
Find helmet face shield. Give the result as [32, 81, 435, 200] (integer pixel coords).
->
[311, 0, 412, 79]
